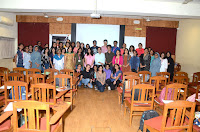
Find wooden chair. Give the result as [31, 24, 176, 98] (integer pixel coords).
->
[144, 100, 196, 132]
[13, 100, 71, 132]
[26, 68, 41, 82]
[118, 75, 140, 104]
[0, 72, 6, 86]
[44, 69, 59, 84]
[13, 67, 27, 74]
[191, 72, 200, 86]
[150, 76, 167, 97]
[0, 67, 10, 80]
[0, 111, 13, 131]
[154, 83, 187, 114]
[60, 69, 74, 76]
[138, 71, 151, 84]
[174, 71, 188, 77]
[27, 74, 45, 85]
[4, 81, 28, 105]
[174, 63, 181, 72]
[7, 73, 24, 82]
[124, 84, 155, 126]
[0, 72, 6, 108]
[54, 74, 74, 110]
[156, 72, 170, 84]
[173, 76, 189, 85]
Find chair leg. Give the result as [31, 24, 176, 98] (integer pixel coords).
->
[124, 106, 127, 116]
[129, 111, 132, 126]
[143, 124, 147, 132]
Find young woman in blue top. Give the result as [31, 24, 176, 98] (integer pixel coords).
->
[15, 43, 24, 67]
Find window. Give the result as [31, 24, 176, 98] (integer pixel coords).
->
[0, 37, 15, 59]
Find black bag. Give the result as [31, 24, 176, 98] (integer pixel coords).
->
[138, 110, 159, 132]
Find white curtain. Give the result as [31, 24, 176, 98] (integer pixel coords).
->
[0, 37, 15, 59]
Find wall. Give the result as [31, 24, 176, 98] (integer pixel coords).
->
[176, 19, 200, 81]
[0, 12, 17, 70]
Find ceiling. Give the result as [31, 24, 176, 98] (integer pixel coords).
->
[0, 0, 200, 20]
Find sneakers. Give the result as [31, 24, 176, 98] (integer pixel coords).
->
[108, 86, 111, 90]
[94, 86, 98, 90]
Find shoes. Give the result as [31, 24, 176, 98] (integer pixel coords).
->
[84, 85, 87, 88]
[94, 86, 98, 90]
[108, 86, 111, 90]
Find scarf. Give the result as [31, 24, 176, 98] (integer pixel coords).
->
[54, 54, 64, 60]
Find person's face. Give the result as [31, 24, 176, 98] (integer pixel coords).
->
[133, 51, 137, 56]
[86, 45, 89, 49]
[115, 65, 119, 70]
[125, 49, 128, 54]
[139, 44, 142, 49]
[38, 42, 41, 46]
[130, 47, 134, 51]
[25, 47, 29, 52]
[114, 42, 117, 47]
[77, 65, 81, 69]
[94, 66, 97, 71]
[144, 49, 148, 54]
[45, 48, 49, 54]
[62, 49, 65, 53]
[53, 43, 56, 47]
[99, 66, 103, 72]
[29, 46, 32, 50]
[167, 52, 170, 57]
[155, 54, 158, 59]
[106, 65, 110, 70]
[104, 41, 107, 45]
[45, 44, 48, 48]
[57, 50, 61, 54]
[78, 49, 82, 53]
[67, 39, 70, 42]
[66, 43, 70, 47]
[86, 65, 91, 71]
[116, 50, 120, 56]
[93, 41, 96, 46]
[123, 43, 126, 48]
[56, 40, 59, 44]
[77, 43, 80, 47]
[88, 49, 91, 54]
[72, 43, 75, 47]
[52, 48, 55, 54]
[81, 44, 84, 48]
[107, 46, 111, 51]
[19, 44, 24, 50]
[161, 53, 165, 59]
[98, 48, 101, 53]
[68, 47, 72, 52]
[35, 47, 38, 52]
[60, 43, 63, 47]
[150, 50, 154, 55]
[148, 48, 151, 51]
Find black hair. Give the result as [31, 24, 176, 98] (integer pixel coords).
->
[23, 46, 28, 51]
[104, 39, 107, 42]
[166, 51, 172, 57]
[59, 42, 63, 44]
[144, 48, 149, 51]
[115, 50, 121, 56]
[56, 39, 60, 41]
[129, 45, 135, 52]
[113, 64, 120, 74]
[67, 46, 73, 53]
[56, 48, 61, 54]
[37, 41, 41, 44]
[138, 43, 142, 46]
[18, 43, 24, 50]
[105, 64, 110, 68]
[62, 48, 66, 54]
[77, 48, 84, 59]
[97, 65, 104, 73]
[97, 47, 101, 50]
[113, 41, 118, 43]
[28, 45, 33, 47]
[133, 50, 138, 56]
[150, 49, 154, 55]
[107, 45, 112, 48]
[161, 52, 166, 58]
[86, 44, 90, 48]
[93, 40, 97, 43]
[123, 48, 129, 55]
[86, 48, 94, 56]
[44, 47, 50, 55]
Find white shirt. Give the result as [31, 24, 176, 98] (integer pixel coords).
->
[53, 57, 64, 71]
[23, 52, 31, 69]
[160, 58, 168, 72]
[95, 53, 105, 65]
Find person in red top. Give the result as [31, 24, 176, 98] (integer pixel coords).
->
[136, 43, 144, 56]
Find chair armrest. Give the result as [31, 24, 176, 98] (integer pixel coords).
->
[55, 90, 69, 99]
[0, 111, 13, 123]
[0, 89, 4, 94]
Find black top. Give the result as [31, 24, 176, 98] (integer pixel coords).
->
[81, 70, 93, 79]
[140, 54, 151, 71]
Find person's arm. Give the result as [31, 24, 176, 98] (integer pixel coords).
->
[112, 56, 115, 66]
[164, 59, 168, 72]
[113, 72, 122, 85]
[111, 73, 114, 79]
[119, 56, 123, 67]
[137, 58, 140, 72]
[102, 72, 106, 85]
[14, 53, 18, 64]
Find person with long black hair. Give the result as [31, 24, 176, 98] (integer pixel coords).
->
[166, 51, 174, 81]
[84, 48, 95, 68]
[74, 48, 84, 68]
[96, 65, 106, 92]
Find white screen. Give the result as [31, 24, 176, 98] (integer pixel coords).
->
[76, 24, 120, 47]
[124, 36, 146, 49]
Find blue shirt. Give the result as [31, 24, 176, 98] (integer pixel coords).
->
[111, 70, 122, 82]
[130, 56, 140, 71]
[111, 46, 120, 55]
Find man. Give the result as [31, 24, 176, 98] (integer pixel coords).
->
[37, 41, 43, 53]
[136, 43, 144, 56]
[95, 47, 105, 66]
[105, 45, 114, 67]
[101, 39, 108, 53]
[111, 41, 120, 55]
[91, 40, 99, 54]
[79, 64, 93, 88]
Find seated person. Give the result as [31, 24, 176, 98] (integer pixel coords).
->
[104, 64, 112, 90]
[75, 64, 82, 73]
[96, 65, 106, 92]
[91, 65, 98, 90]
[79, 64, 93, 88]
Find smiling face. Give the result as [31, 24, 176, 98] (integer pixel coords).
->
[124, 48, 129, 54]
[167, 52, 170, 57]
[25, 47, 29, 53]
[122, 43, 126, 49]
[161, 53, 165, 59]
[34, 46, 38, 52]
[150, 50, 154, 55]
[154, 53, 158, 59]
[68, 47, 72, 53]
[98, 48, 101, 54]
[114, 41, 117, 47]
[114, 64, 119, 70]
[98, 66, 103, 72]
[86, 65, 91, 71]
[144, 49, 149, 54]
[116, 50, 120, 56]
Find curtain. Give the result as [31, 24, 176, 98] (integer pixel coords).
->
[0, 37, 15, 59]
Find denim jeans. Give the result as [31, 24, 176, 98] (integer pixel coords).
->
[81, 78, 93, 88]
[96, 81, 105, 92]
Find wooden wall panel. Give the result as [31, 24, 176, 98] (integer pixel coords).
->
[49, 23, 71, 34]
[125, 25, 146, 37]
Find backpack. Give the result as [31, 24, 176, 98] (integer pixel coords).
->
[138, 110, 159, 132]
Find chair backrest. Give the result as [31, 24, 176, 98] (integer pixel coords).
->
[44, 68, 59, 80]
[150, 76, 167, 92]
[0, 67, 9, 80]
[13, 67, 27, 74]
[131, 84, 155, 110]
[165, 83, 187, 101]
[123, 72, 138, 76]
[123, 75, 140, 91]
[195, 85, 200, 101]
[138, 71, 151, 84]
[4, 81, 28, 105]
[174, 63, 181, 72]
[31, 83, 56, 106]
[27, 74, 45, 85]
[7, 73, 24, 81]
[192, 72, 200, 86]
[54, 74, 72, 88]
[173, 76, 189, 85]
[156, 72, 170, 84]
[26, 68, 41, 81]
[60, 69, 74, 76]
[161, 101, 195, 132]
[13, 101, 50, 132]
[0, 72, 6, 86]
[174, 71, 188, 77]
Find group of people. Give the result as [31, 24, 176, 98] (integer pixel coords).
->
[15, 39, 174, 92]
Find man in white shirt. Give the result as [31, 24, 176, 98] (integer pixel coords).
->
[95, 47, 105, 65]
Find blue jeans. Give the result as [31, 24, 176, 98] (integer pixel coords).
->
[96, 81, 105, 92]
[42, 63, 50, 73]
[81, 78, 93, 88]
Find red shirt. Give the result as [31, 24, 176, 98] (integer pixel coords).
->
[136, 48, 144, 56]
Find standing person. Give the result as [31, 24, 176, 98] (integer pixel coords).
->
[65, 42, 70, 51]
[79, 64, 93, 88]
[80, 43, 86, 54]
[112, 50, 123, 70]
[111, 41, 120, 55]
[85, 44, 90, 53]
[136, 43, 144, 56]
[56, 39, 60, 49]
[74, 48, 84, 68]
[23, 46, 31, 69]
[15, 43, 24, 67]
[160, 52, 168, 72]
[59, 42, 63, 49]
[96, 65, 106, 92]
[166, 51, 174, 81]
[140, 48, 151, 71]
[31, 45, 42, 70]
[84, 48, 95, 68]
[50, 42, 57, 53]
[104, 64, 112, 90]
[37, 41, 43, 53]
[120, 43, 126, 55]
[130, 50, 140, 72]
[95, 47, 105, 66]
[71, 42, 75, 50]
[108, 64, 122, 90]
[28, 45, 33, 53]
[53, 49, 64, 71]
[150, 49, 155, 65]
[129, 45, 135, 57]
[49, 48, 56, 68]
[73, 41, 80, 54]
[91, 40, 98, 55]
[41, 48, 52, 72]
[101, 39, 108, 53]
[150, 52, 161, 76]
[122, 48, 131, 72]
[41, 43, 49, 55]
[105, 45, 115, 68]
[64, 46, 74, 70]
[61, 48, 66, 55]
[148, 47, 152, 52]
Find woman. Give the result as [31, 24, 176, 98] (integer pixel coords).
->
[166, 52, 174, 81]
[140, 48, 151, 71]
[122, 48, 131, 72]
[41, 48, 52, 72]
[64, 46, 74, 70]
[74, 48, 84, 68]
[160, 52, 168, 72]
[80, 43, 86, 54]
[53, 49, 64, 71]
[108, 64, 122, 90]
[28, 45, 33, 53]
[50, 42, 57, 53]
[31, 45, 42, 70]
[49, 48, 56, 68]
[129, 45, 135, 57]
[96, 65, 106, 92]
[73, 41, 80, 53]
[23, 46, 31, 69]
[85, 44, 90, 53]
[112, 50, 123, 70]
[62, 48, 66, 55]
[150, 52, 161, 76]
[130, 50, 140, 72]
[84, 48, 95, 68]
[15, 43, 24, 67]
[120, 43, 126, 55]
[65, 42, 70, 51]
[150, 49, 155, 65]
